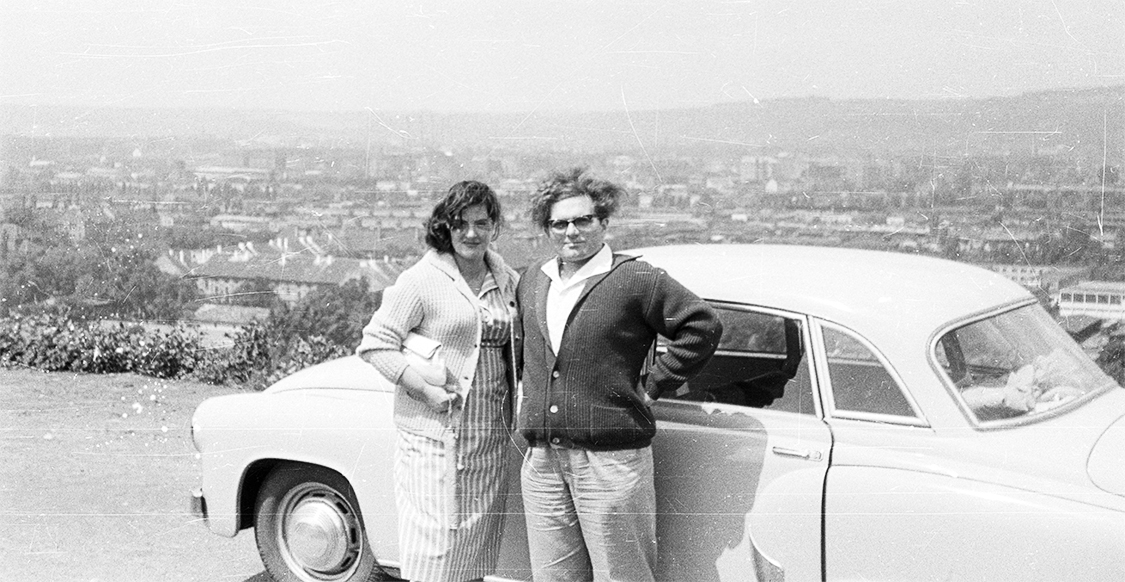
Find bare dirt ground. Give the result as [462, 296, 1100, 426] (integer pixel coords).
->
[0, 367, 268, 582]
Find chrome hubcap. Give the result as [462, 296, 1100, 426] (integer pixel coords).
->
[278, 484, 362, 581]
[288, 498, 349, 570]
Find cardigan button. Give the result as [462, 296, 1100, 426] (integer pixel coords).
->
[549, 405, 558, 414]
[550, 437, 560, 445]
[552, 370, 560, 379]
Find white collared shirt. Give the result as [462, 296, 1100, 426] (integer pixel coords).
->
[541, 244, 614, 354]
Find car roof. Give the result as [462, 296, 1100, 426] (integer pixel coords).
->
[626, 244, 1032, 334]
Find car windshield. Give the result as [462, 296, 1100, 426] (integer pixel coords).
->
[935, 304, 1117, 422]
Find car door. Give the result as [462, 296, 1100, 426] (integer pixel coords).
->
[651, 303, 832, 582]
[811, 320, 944, 581]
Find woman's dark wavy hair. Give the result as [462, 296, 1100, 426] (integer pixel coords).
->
[424, 180, 503, 253]
[529, 167, 623, 230]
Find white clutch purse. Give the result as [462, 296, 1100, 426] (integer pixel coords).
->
[402, 332, 449, 386]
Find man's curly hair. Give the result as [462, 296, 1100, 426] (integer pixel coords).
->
[529, 167, 623, 230]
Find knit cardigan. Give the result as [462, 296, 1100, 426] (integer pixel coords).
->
[357, 249, 519, 440]
[517, 254, 722, 450]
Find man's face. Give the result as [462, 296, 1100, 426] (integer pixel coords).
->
[547, 195, 607, 265]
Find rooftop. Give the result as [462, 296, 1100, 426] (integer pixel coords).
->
[185, 250, 402, 289]
[1061, 281, 1125, 294]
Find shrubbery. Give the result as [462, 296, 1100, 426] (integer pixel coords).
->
[0, 314, 203, 378]
[0, 247, 384, 387]
[0, 312, 352, 389]
[190, 321, 352, 388]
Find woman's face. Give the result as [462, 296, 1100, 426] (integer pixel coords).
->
[449, 203, 496, 263]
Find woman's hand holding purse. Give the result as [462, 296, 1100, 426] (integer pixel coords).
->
[400, 332, 460, 413]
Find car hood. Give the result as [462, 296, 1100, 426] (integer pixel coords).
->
[1088, 411, 1125, 496]
[265, 355, 393, 393]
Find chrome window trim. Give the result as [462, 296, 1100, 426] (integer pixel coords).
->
[928, 298, 1037, 428]
[679, 300, 824, 419]
[812, 319, 929, 427]
[927, 298, 1114, 430]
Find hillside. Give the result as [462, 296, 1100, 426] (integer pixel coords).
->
[2, 86, 1121, 164]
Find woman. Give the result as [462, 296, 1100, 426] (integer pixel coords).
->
[356, 180, 519, 582]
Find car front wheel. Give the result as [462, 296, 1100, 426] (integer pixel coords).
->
[254, 463, 386, 582]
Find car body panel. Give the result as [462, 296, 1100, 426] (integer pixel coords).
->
[1090, 414, 1125, 495]
[265, 354, 388, 394]
[826, 390, 1125, 509]
[824, 465, 1125, 581]
[652, 400, 831, 582]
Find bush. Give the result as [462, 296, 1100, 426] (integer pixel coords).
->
[267, 278, 383, 348]
[189, 323, 273, 386]
[0, 312, 354, 389]
[0, 314, 206, 378]
[263, 334, 351, 387]
[189, 322, 351, 389]
[0, 277, 383, 388]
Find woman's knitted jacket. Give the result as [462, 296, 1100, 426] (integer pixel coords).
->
[357, 249, 519, 440]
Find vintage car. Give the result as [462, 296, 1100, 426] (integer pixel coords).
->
[190, 244, 1125, 582]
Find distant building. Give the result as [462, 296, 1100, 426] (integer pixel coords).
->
[1057, 281, 1125, 320]
[986, 264, 1088, 294]
[956, 228, 1043, 260]
[209, 214, 273, 232]
[990, 183, 1125, 219]
[739, 156, 777, 183]
[184, 247, 402, 306]
[192, 166, 272, 182]
[193, 303, 271, 326]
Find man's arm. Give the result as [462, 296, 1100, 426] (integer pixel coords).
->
[643, 269, 723, 400]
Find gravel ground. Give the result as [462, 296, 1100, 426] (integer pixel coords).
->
[0, 367, 266, 582]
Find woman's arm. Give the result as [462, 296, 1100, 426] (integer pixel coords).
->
[355, 275, 426, 383]
[396, 365, 460, 413]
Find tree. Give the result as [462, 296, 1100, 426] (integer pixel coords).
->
[115, 261, 198, 320]
[1, 210, 197, 319]
[269, 277, 383, 348]
[231, 278, 280, 308]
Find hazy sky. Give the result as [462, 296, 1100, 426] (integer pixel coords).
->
[2, 0, 1122, 113]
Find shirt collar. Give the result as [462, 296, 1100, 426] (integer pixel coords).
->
[479, 269, 499, 295]
[542, 244, 614, 288]
[425, 248, 510, 289]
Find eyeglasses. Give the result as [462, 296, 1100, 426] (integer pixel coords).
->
[546, 214, 599, 234]
[450, 219, 496, 234]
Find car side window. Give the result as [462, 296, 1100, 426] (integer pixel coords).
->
[665, 305, 816, 415]
[822, 325, 915, 418]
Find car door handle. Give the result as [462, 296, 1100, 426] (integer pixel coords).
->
[772, 446, 823, 462]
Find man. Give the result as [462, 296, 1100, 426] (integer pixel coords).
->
[516, 167, 722, 582]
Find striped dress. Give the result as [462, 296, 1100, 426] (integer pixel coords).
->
[394, 271, 512, 582]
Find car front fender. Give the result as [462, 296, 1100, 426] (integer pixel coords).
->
[192, 388, 398, 538]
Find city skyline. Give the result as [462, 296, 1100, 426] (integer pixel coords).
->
[2, 1, 1123, 115]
